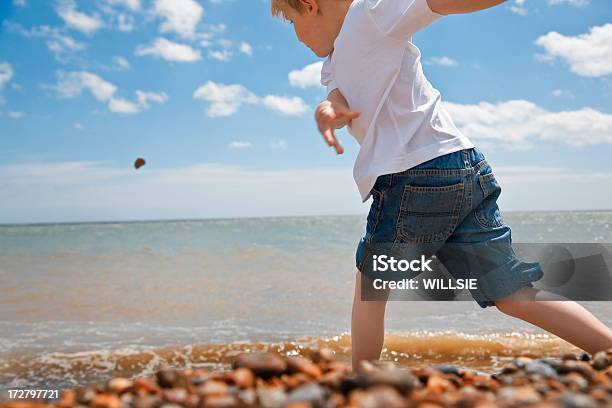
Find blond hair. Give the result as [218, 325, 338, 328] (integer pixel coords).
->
[270, 0, 306, 19]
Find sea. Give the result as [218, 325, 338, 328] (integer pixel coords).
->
[1, 211, 611, 395]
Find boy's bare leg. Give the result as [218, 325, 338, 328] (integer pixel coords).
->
[495, 287, 612, 355]
[351, 269, 390, 370]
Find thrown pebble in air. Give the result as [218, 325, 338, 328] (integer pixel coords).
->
[134, 157, 146, 170]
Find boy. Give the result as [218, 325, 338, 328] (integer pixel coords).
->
[271, 0, 612, 370]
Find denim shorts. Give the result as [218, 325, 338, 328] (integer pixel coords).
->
[355, 147, 544, 308]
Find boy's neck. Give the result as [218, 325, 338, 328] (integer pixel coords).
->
[327, 0, 353, 49]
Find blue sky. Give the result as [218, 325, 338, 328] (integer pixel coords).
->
[0, 0, 611, 224]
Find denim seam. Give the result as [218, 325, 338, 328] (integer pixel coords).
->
[474, 174, 504, 229]
[359, 190, 385, 272]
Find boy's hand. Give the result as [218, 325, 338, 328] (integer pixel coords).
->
[315, 100, 360, 155]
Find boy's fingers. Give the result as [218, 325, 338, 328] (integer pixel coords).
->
[322, 128, 343, 154]
[328, 129, 344, 155]
[322, 128, 335, 146]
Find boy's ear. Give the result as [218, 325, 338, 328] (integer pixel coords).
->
[297, 0, 320, 15]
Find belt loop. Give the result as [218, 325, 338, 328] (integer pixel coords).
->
[462, 150, 471, 169]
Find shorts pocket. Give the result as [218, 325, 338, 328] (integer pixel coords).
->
[474, 172, 504, 228]
[396, 181, 464, 243]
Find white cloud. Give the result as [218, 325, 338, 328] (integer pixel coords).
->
[0, 62, 13, 89]
[270, 139, 287, 149]
[261, 95, 309, 116]
[136, 37, 202, 62]
[426, 56, 459, 67]
[239, 42, 253, 56]
[106, 0, 141, 11]
[289, 62, 324, 89]
[53, 71, 167, 115]
[108, 98, 140, 114]
[552, 89, 574, 99]
[208, 49, 232, 62]
[548, 0, 590, 6]
[3, 22, 85, 60]
[229, 141, 252, 149]
[443, 99, 612, 149]
[55, 71, 117, 101]
[136, 90, 168, 108]
[535, 23, 612, 77]
[193, 81, 258, 117]
[13, 0, 27, 7]
[7, 111, 25, 119]
[57, 0, 104, 35]
[74, 123, 85, 130]
[116, 14, 135, 32]
[509, 0, 528, 15]
[113, 56, 130, 70]
[152, 0, 203, 39]
[193, 81, 309, 118]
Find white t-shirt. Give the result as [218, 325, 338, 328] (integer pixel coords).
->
[321, 0, 474, 203]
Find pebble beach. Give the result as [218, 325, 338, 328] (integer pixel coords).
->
[2, 347, 611, 408]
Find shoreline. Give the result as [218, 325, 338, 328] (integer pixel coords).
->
[1, 348, 610, 408]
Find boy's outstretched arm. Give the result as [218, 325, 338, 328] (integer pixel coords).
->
[315, 89, 360, 155]
[427, 0, 506, 15]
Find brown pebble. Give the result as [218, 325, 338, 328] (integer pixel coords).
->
[427, 374, 456, 393]
[200, 394, 240, 408]
[233, 352, 287, 379]
[134, 157, 146, 169]
[592, 351, 610, 371]
[91, 394, 122, 408]
[107, 377, 133, 394]
[134, 377, 160, 395]
[231, 367, 254, 389]
[133, 394, 163, 408]
[348, 385, 406, 408]
[310, 348, 335, 364]
[286, 356, 322, 379]
[156, 369, 179, 388]
[199, 380, 228, 397]
[162, 388, 188, 404]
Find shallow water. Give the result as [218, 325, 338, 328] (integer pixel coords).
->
[0, 211, 610, 392]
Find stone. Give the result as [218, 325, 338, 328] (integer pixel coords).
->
[200, 395, 240, 408]
[255, 386, 287, 408]
[286, 356, 322, 379]
[348, 385, 406, 408]
[592, 351, 610, 371]
[90, 394, 122, 408]
[233, 353, 287, 379]
[554, 392, 598, 408]
[107, 378, 133, 395]
[498, 386, 541, 405]
[310, 348, 335, 364]
[356, 367, 418, 394]
[286, 383, 327, 406]
[525, 361, 559, 379]
[231, 367, 254, 389]
[432, 364, 461, 377]
[134, 395, 163, 408]
[156, 369, 178, 388]
[75, 387, 98, 405]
